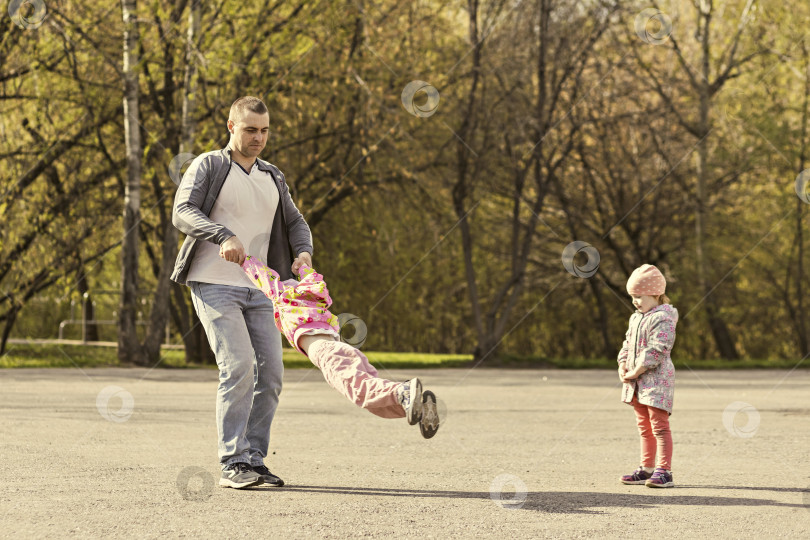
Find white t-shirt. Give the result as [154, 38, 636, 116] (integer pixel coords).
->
[186, 161, 280, 288]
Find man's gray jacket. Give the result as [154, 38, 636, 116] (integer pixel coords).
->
[171, 148, 313, 284]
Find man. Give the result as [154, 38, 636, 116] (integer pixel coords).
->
[171, 96, 313, 489]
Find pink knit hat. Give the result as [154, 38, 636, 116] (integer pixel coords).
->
[626, 264, 666, 296]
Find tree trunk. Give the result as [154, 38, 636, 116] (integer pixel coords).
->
[796, 197, 807, 356]
[589, 279, 613, 359]
[143, 219, 176, 360]
[454, 0, 487, 360]
[0, 303, 19, 356]
[141, 1, 193, 363]
[175, 0, 211, 365]
[180, 0, 200, 154]
[76, 265, 99, 342]
[118, 0, 147, 365]
[694, 3, 739, 359]
[795, 41, 809, 356]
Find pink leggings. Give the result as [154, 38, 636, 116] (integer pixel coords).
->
[307, 340, 406, 419]
[632, 395, 673, 470]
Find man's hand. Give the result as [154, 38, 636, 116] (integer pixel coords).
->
[291, 251, 312, 275]
[220, 236, 246, 265]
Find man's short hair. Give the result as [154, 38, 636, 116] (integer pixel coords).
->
[229, 96, 268, 123]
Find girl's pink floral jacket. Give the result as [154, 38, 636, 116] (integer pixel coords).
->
[242, 256, 339, 354]
[617, 304, 678, 413]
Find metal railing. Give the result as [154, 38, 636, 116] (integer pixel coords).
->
[56, 291, 170, 344]
[57, 319, 148, 341]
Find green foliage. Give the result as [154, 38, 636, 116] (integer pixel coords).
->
[2, 0, 810, 365]
[0, 344, 188, 369]
[6, 342, 799, 370]
[0, 343, 471, 369]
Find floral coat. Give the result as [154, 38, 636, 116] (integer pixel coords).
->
[617, 304, 678, 413]
[242, 256, 339, 354]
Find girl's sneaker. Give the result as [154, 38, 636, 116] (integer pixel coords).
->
[397, 378, 423, 425]
[645, 468, 674, 488]
[419, 390, 440, 439]
[620, 467, 653, 485]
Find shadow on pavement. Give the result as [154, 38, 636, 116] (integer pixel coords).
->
[276, 485, 808, 514]
[679, 485, 810, 493]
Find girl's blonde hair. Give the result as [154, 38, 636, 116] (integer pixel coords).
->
[657, 293, 671, 305]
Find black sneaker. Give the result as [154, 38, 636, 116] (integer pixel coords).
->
[219, 462, 263, 489]
[252, 465, 285, 487]
[419, 390, 440, 439]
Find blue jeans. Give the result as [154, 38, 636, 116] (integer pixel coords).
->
[189, 282, 283, 468]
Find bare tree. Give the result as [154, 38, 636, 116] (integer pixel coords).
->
[629, 0, 762, 359]
[786, 39, 810, 356]
[447, 0, 618, 362]
[118, 0, 145, 364]
[173, 0, 214, 364]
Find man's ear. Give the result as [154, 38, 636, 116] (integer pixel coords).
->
[227, 119, 234, 133]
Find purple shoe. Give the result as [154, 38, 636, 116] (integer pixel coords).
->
[620, 467, 653, 485]
[645, 468, 674, 488]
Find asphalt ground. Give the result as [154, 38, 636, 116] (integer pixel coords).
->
[1, 367, 809, 538]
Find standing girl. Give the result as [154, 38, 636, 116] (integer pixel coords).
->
[617, 264, 677, 488]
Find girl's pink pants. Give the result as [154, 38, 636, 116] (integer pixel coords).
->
[308, 339, 406, 419]
[632, 394, 673, 470]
